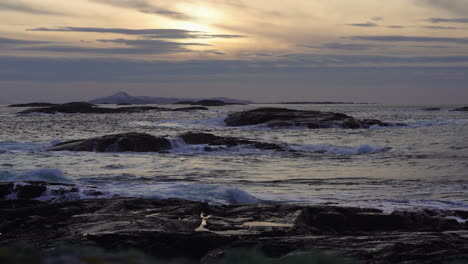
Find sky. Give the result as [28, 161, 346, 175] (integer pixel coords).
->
[1, 0, 468, 104]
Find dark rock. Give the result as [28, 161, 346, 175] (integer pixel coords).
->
[225, 107, 398, 128]
[15, 184, 47, 199]
[8, 102, 58, 107]
[17, 102, 207, 115]
[0, 195, 468, 264]
[423, 107, 441, 111]
[47, 132, 285, 152]
[0, 181, 87, 201]
[48, 132, 172, 152]
[176, 100, 239, 106]
[179, 132, 284, 151]
[0, 196, 467, 263]
[0, 182, 13, 198]
[171, 106, 209, 111]
[452, 106, 468, 112]
[175, 100, 196, 104]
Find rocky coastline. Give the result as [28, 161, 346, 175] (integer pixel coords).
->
[0, 183, 467, 264]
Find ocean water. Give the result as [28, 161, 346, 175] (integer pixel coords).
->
[1, 104, 467, 213]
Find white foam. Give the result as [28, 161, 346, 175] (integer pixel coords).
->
[0, 168, 73, 183]
[101, 182, 259, 204]
[0, 140, 60, 153]
[287, 143, 391, 155]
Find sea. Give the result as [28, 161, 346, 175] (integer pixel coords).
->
[1, 104, 467, 214]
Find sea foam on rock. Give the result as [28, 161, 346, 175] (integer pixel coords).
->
[224, 107, 402, 128]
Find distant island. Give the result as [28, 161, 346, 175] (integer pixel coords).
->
[88, 91, 252, 105]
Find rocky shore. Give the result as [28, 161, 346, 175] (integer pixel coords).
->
[0, 184, 467, 263]
[225, 108, 403, 129]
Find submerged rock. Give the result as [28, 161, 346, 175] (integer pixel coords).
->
[17, 102, 207, 114]
[0, 196, 466, 263]
[224, 107, 399, 128]
[452, 106, 468, 112]
[47, 132, 284, 152]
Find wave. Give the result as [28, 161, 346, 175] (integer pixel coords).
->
[102, 182, 260, 204]
[0, 168, 73, 183]
[0, 169, 259, 204]
[0, 140, 60, 153]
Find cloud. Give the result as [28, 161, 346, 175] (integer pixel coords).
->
[17, 45, 192, 54]
[203, 50, 226, 55]
[28, 27, 246, 39]
[301, 43, 387, 51]
[0, 37, 51, 45]
[90, 0, 191, 20]
[371, 16, 383, 21]
[350, 35, 468, 44]
[348, 22, 379, 27]
[423, 25, 461, 30]
[387, 25, 405, 29]
[426, 18, 468, 24]
[0, 1, 63, 15]
[97, 38, 211, 46]
[10, 37, 212, 55]
[419, 0, 468, 16]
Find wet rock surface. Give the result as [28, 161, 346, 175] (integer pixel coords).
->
[17, 102, 208, 114]
[0, 181, 104, 201]
[47, 132, 285, 152]
[176, 100, 239, 106]
[0, 195, 467, 263]
[422, 107, 441, 111]
[452, 106, 468, 112]
[225, 107, 401, 128]
[8, 102, 58, 107]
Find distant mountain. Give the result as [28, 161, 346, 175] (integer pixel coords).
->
[88, 92, 252, 105]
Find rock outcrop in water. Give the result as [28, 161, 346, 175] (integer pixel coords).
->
[176, 100, 240, 106]
[47, 132, 284, 152]
[452, 106, 468, 112]
[224, 108, 399, 128]
[8, 102, 58, 107]
[0, 193, 466, 263]
[17, 102, 208, 114]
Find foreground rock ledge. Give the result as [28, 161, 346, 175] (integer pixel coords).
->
[0, 196, 466, 263]
[225, 107, 402, 128]
[47, 132, 284, 152]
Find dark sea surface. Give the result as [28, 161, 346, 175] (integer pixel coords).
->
[1, 104, 467, 213]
